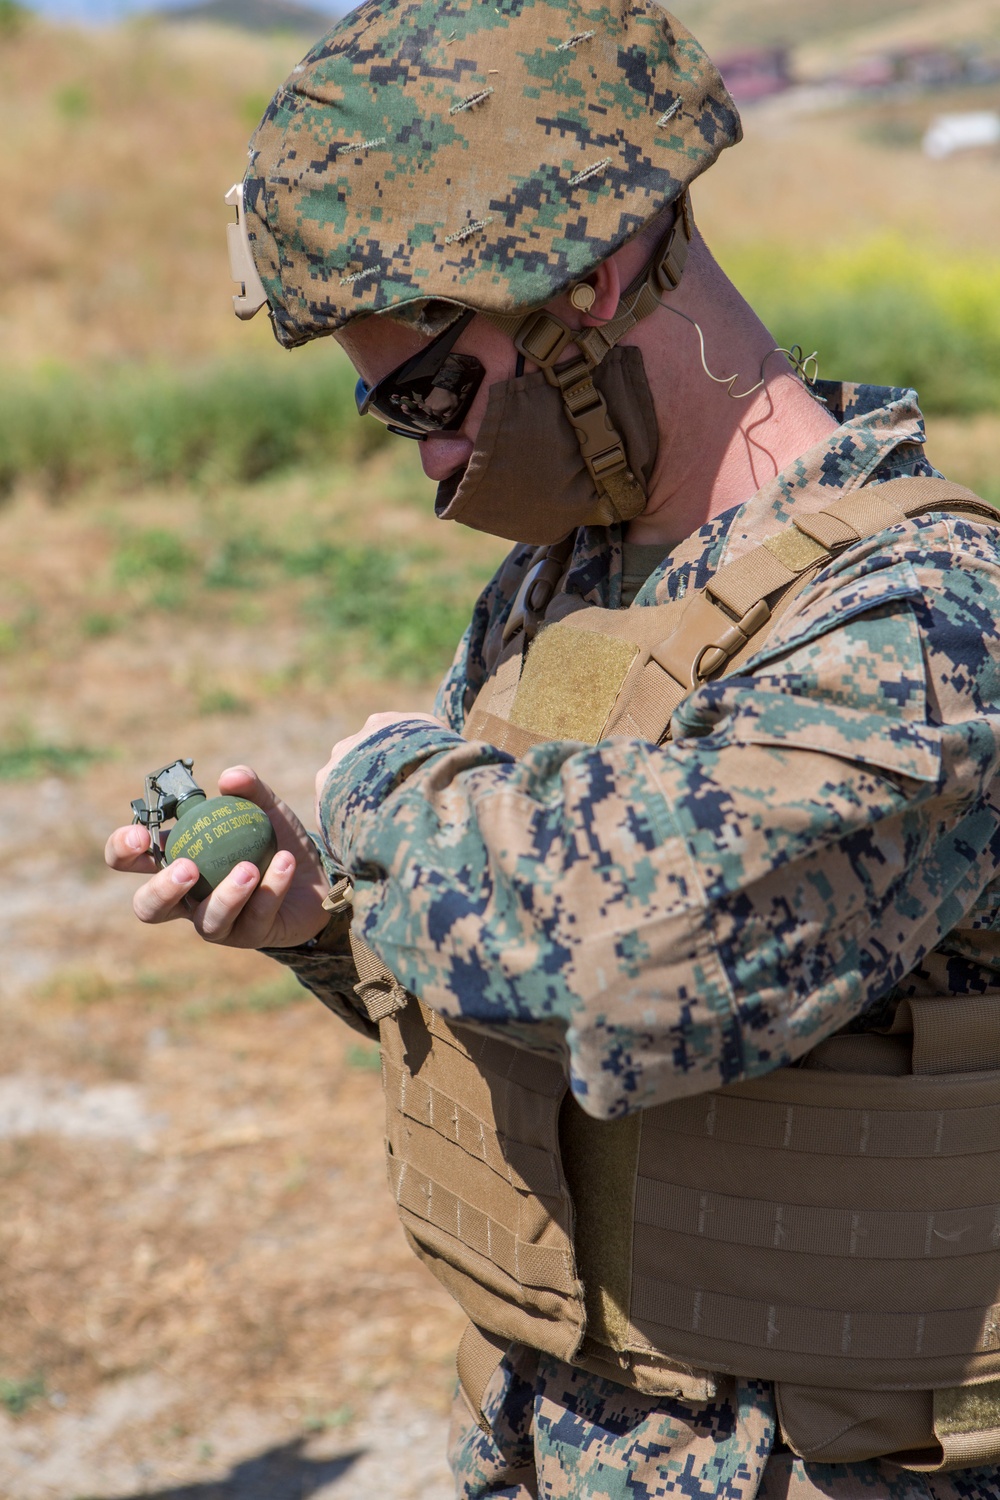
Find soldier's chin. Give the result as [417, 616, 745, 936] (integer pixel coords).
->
[419, 433, 473, 482]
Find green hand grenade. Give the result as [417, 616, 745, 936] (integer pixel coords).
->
[131, 759, 277, 902]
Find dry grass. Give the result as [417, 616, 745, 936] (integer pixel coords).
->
[682, 0, 925, 58]
[0, 18, 304, 368]
[4, 11, 1000, 373]
[696, 85, 1000, 262]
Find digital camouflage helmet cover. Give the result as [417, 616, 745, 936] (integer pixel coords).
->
[237, 0, 742, 347]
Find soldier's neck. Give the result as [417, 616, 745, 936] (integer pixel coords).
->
[624, 253, 839, 551]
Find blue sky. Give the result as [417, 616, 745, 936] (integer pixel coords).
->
[24, 0, 339, 20]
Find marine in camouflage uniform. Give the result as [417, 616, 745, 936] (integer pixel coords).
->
[272, 376, 1000, 1496]
[109, 0, 1000, 1492]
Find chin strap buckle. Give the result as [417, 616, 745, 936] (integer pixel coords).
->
[497, 191, 694, 526]
[550, 360, 646, 525]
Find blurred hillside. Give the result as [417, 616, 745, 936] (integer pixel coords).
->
[2, 4, 1000, 379]
[0, 16, 306, 367]
[683, 0, 1000, 61]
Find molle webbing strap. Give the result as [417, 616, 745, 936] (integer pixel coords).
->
[378, 994, 586, 1364]
[629, 1043, 1000, 1397]
[638, 477, 995, 724]
[635, 1178, 1000, 1264]
[549, 357, 646, 526]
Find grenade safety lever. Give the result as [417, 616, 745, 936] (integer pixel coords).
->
[132, 759, 204, 868]
[131, 758, 277, 901]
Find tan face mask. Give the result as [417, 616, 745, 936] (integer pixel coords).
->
[434, 346, 659, 545]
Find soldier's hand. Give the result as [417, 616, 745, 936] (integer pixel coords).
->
[316, 711, 445, 799]
[105, 766, 329, 950]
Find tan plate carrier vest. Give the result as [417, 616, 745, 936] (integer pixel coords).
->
[349, 477, 1000, 1470]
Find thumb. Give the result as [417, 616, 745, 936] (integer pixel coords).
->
[217, 765, 282, 813]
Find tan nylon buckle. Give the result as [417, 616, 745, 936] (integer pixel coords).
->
[501, 540, 574, 645]
[694, 598, 771, 681]
[514, 310, 576, 368]
[591, 445, 627, 475]
[321, 876, 354, 914]
[651, 595, 771, 689]
[654, 188, 692, 292]
[561, 379, 630, 481]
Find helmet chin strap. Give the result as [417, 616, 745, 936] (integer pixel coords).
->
[482, 191, 692, 528]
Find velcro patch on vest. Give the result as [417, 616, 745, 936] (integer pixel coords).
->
[763, 526, 829, 573]
[935, 1381, 1000, 1440]
[933, 1381, 1000, 1469]
[509, 623, 639, 744]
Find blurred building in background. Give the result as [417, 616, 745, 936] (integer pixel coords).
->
[716, 47, 792, 104]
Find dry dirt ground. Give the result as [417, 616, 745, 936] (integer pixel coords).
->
[0, 467, 490, 1498]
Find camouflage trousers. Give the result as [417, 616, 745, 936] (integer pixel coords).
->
[448, 1346, 1000, 1499]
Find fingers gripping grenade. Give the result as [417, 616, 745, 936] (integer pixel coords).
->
[131, 760, 277, 902]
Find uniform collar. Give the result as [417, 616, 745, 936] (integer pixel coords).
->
[559, 383, 931, 610]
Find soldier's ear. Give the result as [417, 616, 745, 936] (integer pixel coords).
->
[578, 256, 620, 325]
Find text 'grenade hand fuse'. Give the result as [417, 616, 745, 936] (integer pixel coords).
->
[131, 759, 277, 901]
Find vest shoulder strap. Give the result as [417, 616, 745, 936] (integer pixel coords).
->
[466, 476, 997, 751]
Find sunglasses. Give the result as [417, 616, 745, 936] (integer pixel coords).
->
[354, 309, 485, 440]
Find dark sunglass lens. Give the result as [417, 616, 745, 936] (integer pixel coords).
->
[354, 310, 484, 438]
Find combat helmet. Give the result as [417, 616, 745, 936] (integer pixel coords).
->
[228, 0, 741, 524]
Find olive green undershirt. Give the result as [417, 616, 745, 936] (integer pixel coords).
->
[620, 541, 669, 607]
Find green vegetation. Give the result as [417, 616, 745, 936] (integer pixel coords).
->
[240, 90, 271, 129]
[727, 237, 1000, 417]
[0, 739, 98, 780]
[53, 83, 92, 121]
[38, 965, 307, 1017]
[0, 0, 26, 35]
[303, 1404, 354, 1432]
[288, 539, 477, 679]
[109, 523, 482, 680]
[0, 1372, 45, 1417]
[1, 240, 998, 503]
[181, 976, 310, 1020]
[346, 1043, 382, 1072]
[0, 352, 387, 498]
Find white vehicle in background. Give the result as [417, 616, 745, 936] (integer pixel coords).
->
[923, 110, 1000, 158]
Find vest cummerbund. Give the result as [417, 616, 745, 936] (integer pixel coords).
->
[379, 999, 1000, 1466]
